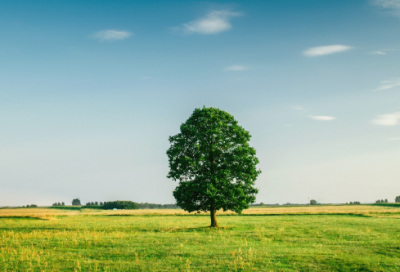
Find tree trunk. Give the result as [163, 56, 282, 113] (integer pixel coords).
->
[210, 209, 219, 227]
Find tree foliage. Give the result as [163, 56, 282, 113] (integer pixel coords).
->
[71, 198, 81, 206]
[396, 196, 400, 203]
[167, 107, 260, 227]
[310, 199, 317, 205]
[103, 201, 139, 210]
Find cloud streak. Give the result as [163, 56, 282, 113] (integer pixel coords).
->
[370, 51, 386, 55]
[371, 0, 400, 16]
[371, 111, 400, 126]
[372, 0, 400, 9]
[309, 116, 336, 121]
[375, 80, 400, 91]
[173, 10, 242, 35]
[303, 45, 353, 57]
[93, 30, 132, 41]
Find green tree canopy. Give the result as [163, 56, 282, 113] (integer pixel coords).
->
[167, 107, 261, 227]
[72, 198, 81, 206]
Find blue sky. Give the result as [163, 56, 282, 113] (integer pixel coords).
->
[1, 0, 400, 206]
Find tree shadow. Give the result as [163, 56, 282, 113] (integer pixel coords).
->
[161, 225, 234, 233]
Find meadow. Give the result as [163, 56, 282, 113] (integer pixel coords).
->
[1, 205, 400, 271]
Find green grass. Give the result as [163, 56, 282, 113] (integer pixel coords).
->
[373, 203, 400, 207]
[82, 205, 104, 209]
[1, 209, 400, 271]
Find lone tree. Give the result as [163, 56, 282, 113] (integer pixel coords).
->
[167, 107, 261, 227]
[72, 198, 81, 206]
[396, 196, 400, 203]
[310, 199, 317, 205]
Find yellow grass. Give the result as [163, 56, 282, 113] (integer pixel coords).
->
[2, 205, 400, 219]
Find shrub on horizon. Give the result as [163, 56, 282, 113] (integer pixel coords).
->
[72, 198, 81, 206]
[103, 201, 139, 210]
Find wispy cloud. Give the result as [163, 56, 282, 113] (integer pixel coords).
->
[369, 51, 387, 55]
[173, 10, 242, 35]
[93, 30, 132, 41]
[388, 137, 400, 140]
[303, 45, 353, 57]
[224, 65, 248, 71]
[371, 0, 400, 16]
[374, 80, 400, 91]
[372, 0, 400, 8]
[309, 116, 336, 121]
[371, 111, 400, 126]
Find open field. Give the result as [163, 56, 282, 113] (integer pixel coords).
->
[1, 205, 400, 271]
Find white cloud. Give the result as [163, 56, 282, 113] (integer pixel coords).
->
[375, 80, 400, 91]
[371, 111, 400, 126]
[309, 116, 336, 121]
[303, 45, 353, 57]
[174, 10, 242, 35]
[388, 137, 400, 140]
[370, 51, 387, 55]
[371, 0, 400, 9]
[224, 65, 248, 71]
[371, 0, 400, 16]
[93, 30, 132, 41]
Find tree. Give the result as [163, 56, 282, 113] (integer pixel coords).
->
[103, 201, 139, 210]
[167, 107, 260, 227]
[385, 199, 388, 203]
[310, 199, 317, 205]
[62, 202, 65, 206]
[72, 198, 81, 206]
[395, 196, 400, 203]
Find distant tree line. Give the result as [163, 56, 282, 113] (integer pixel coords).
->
[47, 199, 180, 209]
[346, 201, 361, 205]
[23, 204, 38, 208]
[254, 202, 279, 206]
[376, 199, 388, 203]
[103, 201, 139, 210]
[138, 202, 179, 209]
[85, 202, 103, 206]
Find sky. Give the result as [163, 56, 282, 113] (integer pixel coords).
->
[1, 0, 400, 206]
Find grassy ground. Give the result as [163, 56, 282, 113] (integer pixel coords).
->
[1, 206, 400, 271]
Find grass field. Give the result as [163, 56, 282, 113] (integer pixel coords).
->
[1, 205, 400, 271]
